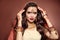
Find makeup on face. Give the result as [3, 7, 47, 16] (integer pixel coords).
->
[26, 7, 37, 14]
[27, 11, 37, 14]
[30, 17, 34, 20]
[26, 7, 37, 22]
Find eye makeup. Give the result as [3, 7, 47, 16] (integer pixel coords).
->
[27, 11, 37, 14]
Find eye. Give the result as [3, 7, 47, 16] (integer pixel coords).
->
[34, 12, 37, 14]
[27, 12, 31, 14]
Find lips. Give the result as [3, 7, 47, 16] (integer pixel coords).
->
[30, 18, 34, 20]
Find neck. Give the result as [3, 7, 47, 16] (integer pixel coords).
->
[27, 21, 36, 29]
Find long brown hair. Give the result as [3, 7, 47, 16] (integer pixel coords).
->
[15, 2, 48, 40]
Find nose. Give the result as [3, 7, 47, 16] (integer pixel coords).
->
[30, 13, 34, 17]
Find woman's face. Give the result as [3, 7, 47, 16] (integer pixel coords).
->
[26, 7, 37, 23]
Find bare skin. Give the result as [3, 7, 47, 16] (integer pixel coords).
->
[16, 10, 25, 40]
[38, 7, 59, 39]
[16, 7, 59, 40]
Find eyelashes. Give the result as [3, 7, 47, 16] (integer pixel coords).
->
[27, 12, 31, 14]
[27, 12, 37, 14]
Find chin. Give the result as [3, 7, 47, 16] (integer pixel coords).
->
[29, 20, 34, 23]
[30, 21, 34, 23]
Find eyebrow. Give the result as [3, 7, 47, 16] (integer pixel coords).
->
[27, 11, 37, 13]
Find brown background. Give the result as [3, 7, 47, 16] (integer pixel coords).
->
[0, 0, 60, 40]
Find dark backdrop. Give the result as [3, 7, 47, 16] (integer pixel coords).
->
[0, 0, 60, 40]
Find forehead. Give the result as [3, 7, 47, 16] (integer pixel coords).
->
[27, 7, 37, 12]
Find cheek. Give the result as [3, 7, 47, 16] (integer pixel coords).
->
[34, 14, 37, 18]
[26, 13, 37, 19]
[26, 14, 30, 19]
[26, 14, 37, 19]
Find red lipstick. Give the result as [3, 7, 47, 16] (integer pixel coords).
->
[30, 18, 34, 20]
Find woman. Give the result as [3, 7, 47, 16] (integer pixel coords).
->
[8, 2, 59, 40]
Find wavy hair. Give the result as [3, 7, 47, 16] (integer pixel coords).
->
[15, 2, 48, 40]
